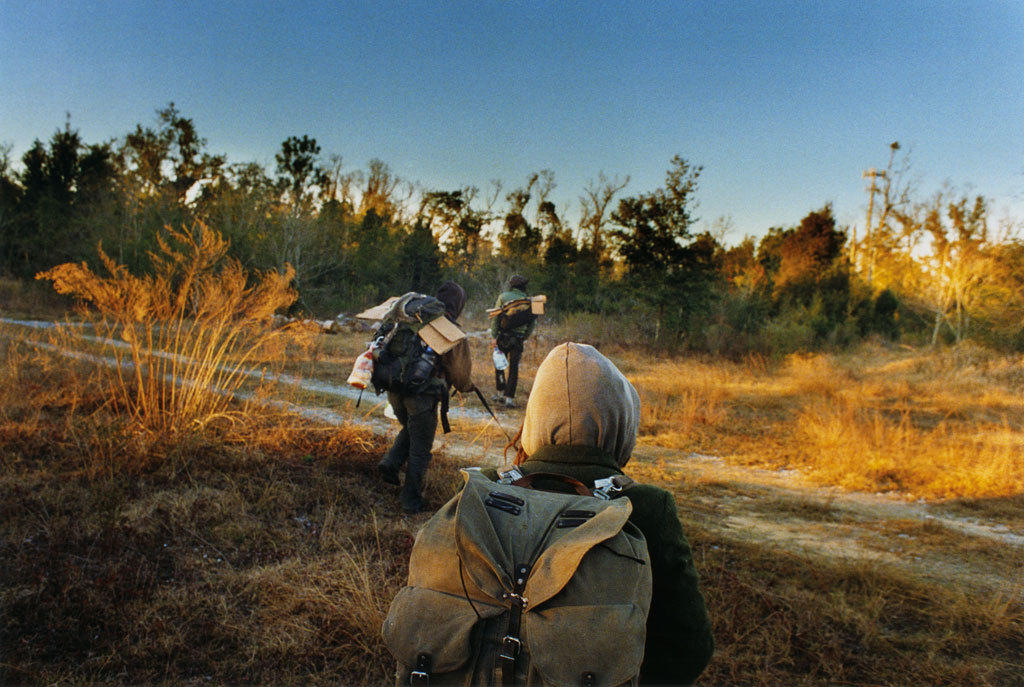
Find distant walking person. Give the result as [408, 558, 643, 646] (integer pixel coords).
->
[376, 281, 473, 513]
[490, 274, 535, 408]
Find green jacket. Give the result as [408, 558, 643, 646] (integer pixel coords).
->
[498, 444, 714, 686]
[489, 287, 535, 340]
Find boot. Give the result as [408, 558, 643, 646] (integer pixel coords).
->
[377, 462, 401, 485]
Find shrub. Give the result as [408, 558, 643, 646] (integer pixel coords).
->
[36, 222, 310, 436]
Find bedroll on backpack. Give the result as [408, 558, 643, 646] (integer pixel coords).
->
[496, 298, 537, 333]
[382, 469, 653, 687]
[370, 293, 447, 395]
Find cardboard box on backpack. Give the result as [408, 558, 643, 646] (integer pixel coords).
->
[486, 294, 547, 317]
[417, 315, 464, 354]
[530, 294, 546, 314]
[355, 296, 400, 321]
[356, 295, 465, 355]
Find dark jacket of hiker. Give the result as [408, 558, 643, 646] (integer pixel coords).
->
[489, 276, 536, 342]
[379, 281, 472, 513]
[512, 342, 714, 686]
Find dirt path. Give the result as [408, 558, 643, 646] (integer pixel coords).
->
[633, 445, 1023, 600]
[6, 318, 1021, 601]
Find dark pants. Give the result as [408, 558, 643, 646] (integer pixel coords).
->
[495, 334, 524, 399]
[380, 391, 438, 512]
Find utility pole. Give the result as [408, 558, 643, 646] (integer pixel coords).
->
[862, 167, 886, 288]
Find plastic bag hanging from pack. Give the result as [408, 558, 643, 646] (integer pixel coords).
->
[347, 349, 374, 389]
[492, 348, 509, 371]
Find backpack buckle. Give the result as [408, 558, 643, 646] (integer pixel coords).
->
[497, 467, 524, 484]
[499, 635, 522, 660]
[501, 591, 528, 608]
[593, 475, 633, 499]
[410, 652, 431, 685]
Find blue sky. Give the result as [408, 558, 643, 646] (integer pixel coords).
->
[2, 1, 1022, 242]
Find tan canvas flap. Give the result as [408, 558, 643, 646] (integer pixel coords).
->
[405, 493, 497, 606]
[454, 470, 635, 611]
[523, 499, 632, 610]
[530, 294, 546, 314]
[452, 475, 515, 601]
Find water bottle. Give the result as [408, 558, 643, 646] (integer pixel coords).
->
[492, 348, 509, 371]
[407, 345, 440, 388]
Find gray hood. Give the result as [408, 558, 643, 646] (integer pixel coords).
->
[521, 342, 640, 467]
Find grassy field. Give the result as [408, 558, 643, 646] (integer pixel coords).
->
[305, 321, 1024, 505]
[2, 316, 1023, 685]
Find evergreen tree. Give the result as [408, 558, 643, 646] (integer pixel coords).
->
[610, 155, 714, 343]
[397, 219, 442, 294]
[275, 135, 328, 213]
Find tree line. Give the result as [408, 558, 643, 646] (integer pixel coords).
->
[2, 105, 1022, 354]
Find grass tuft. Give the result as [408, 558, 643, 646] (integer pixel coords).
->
[36, 221, 312, 439]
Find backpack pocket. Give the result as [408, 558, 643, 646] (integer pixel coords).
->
[370, 353, 403, 394]
[382, 586, 503, 677]
[523, 602, 648, 687]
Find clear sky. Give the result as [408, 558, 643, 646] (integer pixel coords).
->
[2, 1, 1022, 242]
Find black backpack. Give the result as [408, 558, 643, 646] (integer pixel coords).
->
[496, 297, 536, 333]
[370, 293, 447, 396]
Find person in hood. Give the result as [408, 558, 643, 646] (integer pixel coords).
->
[378, 281, 473, 514]
[489, 274, 535, 408]
[512, 342, 714, 685]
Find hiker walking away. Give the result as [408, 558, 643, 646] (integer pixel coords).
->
[490, 274, 535, 408]
[509, 342, 714, 685]
[377, 281, 473, 514]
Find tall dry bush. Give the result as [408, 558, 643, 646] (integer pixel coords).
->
[36, 222, 310, 436]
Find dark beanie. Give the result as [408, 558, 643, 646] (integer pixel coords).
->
[508, 274, 528, 290]
[436, 281, 466, 321]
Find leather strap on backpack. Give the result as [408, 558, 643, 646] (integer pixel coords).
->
[497, 563, 530, 687]
[498, 469, 634, 498]
[439, 392, 451, 434]
[508, 472, 593, 496]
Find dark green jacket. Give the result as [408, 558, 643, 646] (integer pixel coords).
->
[499, 444, 714, 686]
[489, 287, 535, 340]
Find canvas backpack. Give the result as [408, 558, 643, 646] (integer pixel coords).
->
[370, 293, 448, 395]
[495, 298, 537, 335]
[382, 468, 653, 687]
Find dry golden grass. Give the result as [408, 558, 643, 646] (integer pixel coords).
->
[689, 525, 1024, 686]
[10, 265, 1022, 684]
[2, 336, 1023, 685]
[35, 222, 313, 438]
[0, 340, 440, 684]
[616, 342, 1024, 501]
